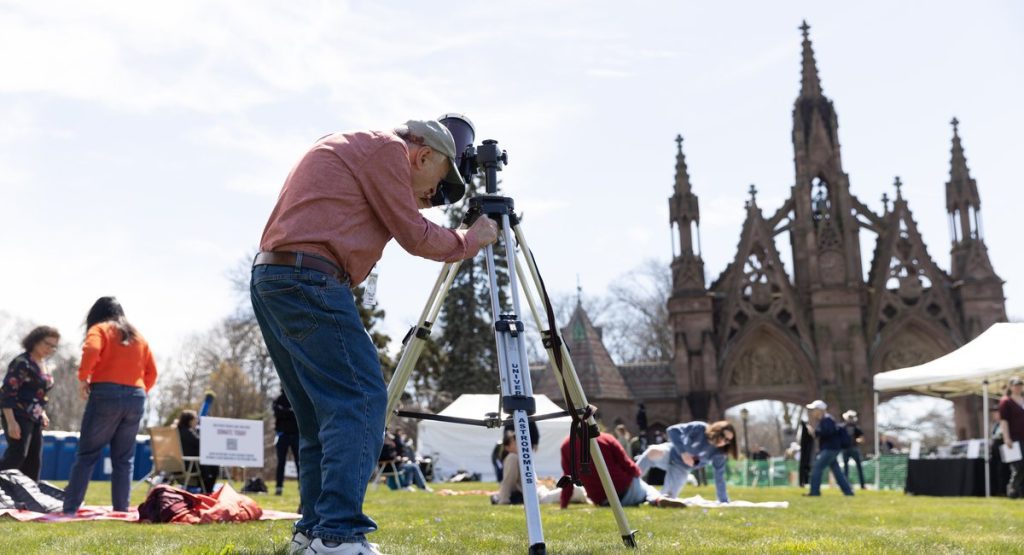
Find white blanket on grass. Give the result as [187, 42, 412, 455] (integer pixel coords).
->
[676, 494, 788, 508]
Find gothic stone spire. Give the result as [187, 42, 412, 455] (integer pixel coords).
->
[799, 20, 823, 98]
[668, 134, 705, 293]
[669, 134, 701, 255]
[674, 134, 692, 195]
[946, 117, 982, 246]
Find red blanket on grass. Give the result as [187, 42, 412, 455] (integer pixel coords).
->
[0, 483, 300, 523]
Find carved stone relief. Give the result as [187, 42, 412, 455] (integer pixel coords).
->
[819, 250, 845, 285]
[728, 333, 802, 386]
[878, 333, 945, 372]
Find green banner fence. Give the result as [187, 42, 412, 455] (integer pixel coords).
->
[702, 454, 908, 490]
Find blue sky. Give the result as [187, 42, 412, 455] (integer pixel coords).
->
[1, 1, 1022, 373]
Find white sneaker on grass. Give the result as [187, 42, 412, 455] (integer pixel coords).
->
[288, 531, 312, 555]
[305, 537, 385, 555]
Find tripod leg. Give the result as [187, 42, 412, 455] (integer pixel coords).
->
[384, 259, 464, 430]
[512, 222, 639, 549]
[486, 214, 546, 553]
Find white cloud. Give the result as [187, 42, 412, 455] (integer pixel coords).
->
[586, 69, 631, 79]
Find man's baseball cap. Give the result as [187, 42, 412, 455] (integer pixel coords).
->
[1010, 376, 1024, 386]
[396, 119, 466, 205]
[806, 400, 828, 411]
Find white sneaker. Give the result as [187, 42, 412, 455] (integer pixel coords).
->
[288, 531, 312, 555]
[305, 537, 385, 555]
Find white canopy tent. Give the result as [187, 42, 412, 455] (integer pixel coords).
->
[417, 394, 572, 482]
[872, 322, 1024, 496]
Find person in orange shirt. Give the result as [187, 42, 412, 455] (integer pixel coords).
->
[62, 297, 158, 515]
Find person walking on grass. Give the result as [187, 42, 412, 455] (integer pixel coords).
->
[805, 400, 854, 497]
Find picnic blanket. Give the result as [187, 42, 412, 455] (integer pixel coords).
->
[0, 505, 302, 522]
[676, 494, 789, 508]
[0, 483, 301, 523]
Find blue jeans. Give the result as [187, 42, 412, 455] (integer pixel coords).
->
[661, 456, 691, 498]
[251, 264, 386, 544]
[619, 476, 661, 506]
[387, 461, 428, 490]
[63, 383, 146, 513]
[808, 448, 854, 495]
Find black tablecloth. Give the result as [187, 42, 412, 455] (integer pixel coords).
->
[905, 457, 1009, 496]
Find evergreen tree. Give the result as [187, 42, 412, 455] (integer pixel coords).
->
[433, 176, 510, 398]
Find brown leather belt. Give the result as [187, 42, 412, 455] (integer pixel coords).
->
[253, 251, 349, 282]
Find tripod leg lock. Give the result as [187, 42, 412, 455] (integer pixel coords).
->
[401, 322, 434, 345]
[540, 330, 561, 349]
[502, 395, 536, 415]
[495, 316, 525, 337]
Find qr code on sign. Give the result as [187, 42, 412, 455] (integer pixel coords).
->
[227, 438, 238, 451]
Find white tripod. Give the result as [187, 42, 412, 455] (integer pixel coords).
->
[383, 140, 638, 554]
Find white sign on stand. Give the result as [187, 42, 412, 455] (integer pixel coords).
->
[966, 439, 983, 459]
[199, 417, 264, 467]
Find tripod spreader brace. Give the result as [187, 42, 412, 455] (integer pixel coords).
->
[392, 409, 572, 429]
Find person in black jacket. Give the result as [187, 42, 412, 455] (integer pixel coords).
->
[0, 326, 59, 481]
[176, 410, 219, 493]
[273, 391, 300, 496]
[840, 410, 867, 490]
[798, 418, 815, 487]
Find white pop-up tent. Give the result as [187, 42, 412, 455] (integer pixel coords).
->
[417, 394, 572, 482]
[872, 322, 1024, 496]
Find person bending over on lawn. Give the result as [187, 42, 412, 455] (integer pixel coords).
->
[560, 431, 687, 509]
[251, 118, 497, 555]
[662, 420, 738, 503]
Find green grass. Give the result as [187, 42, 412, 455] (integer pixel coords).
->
[2, 481, 1024, 554]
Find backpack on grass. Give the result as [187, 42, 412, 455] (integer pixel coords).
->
[137, 485, 201, 523]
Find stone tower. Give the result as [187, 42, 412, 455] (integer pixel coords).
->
[944, 118, 1008, 437]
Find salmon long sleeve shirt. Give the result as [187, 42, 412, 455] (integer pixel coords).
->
[259, 130, 482, 286]
[78, 322, 158, 392]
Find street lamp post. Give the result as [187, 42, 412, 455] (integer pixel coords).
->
[740, 407, 750, 459]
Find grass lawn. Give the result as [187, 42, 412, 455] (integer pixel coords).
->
[2, 481, 1024, 554]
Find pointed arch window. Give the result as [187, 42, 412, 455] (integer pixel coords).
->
[811, 177, 832, 222]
